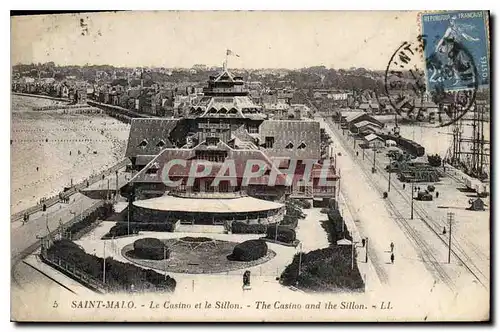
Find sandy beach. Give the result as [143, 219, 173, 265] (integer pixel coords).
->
[10, 95, 131, 214]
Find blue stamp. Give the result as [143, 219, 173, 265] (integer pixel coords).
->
[421, 11, 490, 92]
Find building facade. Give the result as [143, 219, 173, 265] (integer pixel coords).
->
[123, 67, 339, 227]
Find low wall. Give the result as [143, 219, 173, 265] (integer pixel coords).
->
[12, 92, 71, 103]
[12, 159, 128, 223]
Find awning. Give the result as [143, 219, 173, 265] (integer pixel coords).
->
[133, 194, 284, 214]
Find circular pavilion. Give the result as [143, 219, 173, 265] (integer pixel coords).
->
[132, 191, 285, 227]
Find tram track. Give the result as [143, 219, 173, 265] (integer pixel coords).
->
[370, 152, 489, 289]
[325, 118, 488, 290]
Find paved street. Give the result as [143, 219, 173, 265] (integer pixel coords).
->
[318, 116, 488, 310]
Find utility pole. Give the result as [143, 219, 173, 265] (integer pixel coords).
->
[164, 245, 168, 280]
[447, 212, 454, 264]
[107, 178, 110, 201]
[297, 243, 303, 280]
[388, 171, 391, 192]
[373, 148, 376, 169]
[351, 241, 355, 270]
[411, 181, 414, 220]
[127, 193, 131, 235]
[362, 148, 365, 160]
[115, 170, 119, 202]
[365, 237, 369, 263]
[275, 220, 280, 242]
[45, 213, 50, 237]
[336, 168, 341, 210]
[103, 240, 106, 284]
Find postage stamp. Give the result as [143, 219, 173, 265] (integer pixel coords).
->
[420, 10, 490, 92]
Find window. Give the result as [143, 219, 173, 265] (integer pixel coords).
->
[146, 168, 158, 175]
[248, 125, 259, 134]
[285, 141, 294, 149]
[298, 142, 307, 149]
[196, 151, 227, 162]
[206, 136, 219, 146]
[219, 181, 229, 193]
[264, 136, 275, 149]
[156, 140, 166, 148]
[138, 139, 148, 148]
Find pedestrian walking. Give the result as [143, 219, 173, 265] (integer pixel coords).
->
[442, 227, 446, 235]
[402, 183, 406, 190]
[390, 242, 394, 253]
[390, 253, 395, 264]
[436, 191, 439, 198]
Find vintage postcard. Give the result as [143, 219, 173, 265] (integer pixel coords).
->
[10, 10, 490, 322]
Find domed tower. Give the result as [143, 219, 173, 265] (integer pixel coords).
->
[187, 64, 267, 144]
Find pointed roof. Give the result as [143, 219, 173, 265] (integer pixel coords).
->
[128, 143, 287, 185]
[214, 69, 235, 82]
[125, 118, 179, 158]
[364, 133, 382, 142]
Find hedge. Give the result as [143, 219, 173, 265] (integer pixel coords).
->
[45, 239, 176, 292]
[289, 199, 312, 209]
[139, 222, 176, 232]
[286, 202, 306, 219]
[231, 239, 268, 262]
[265, 225, 296, 243]
[231, 222, 267, 234]
[280, 246, 364, 292]
[280, 214, 299, 229]
[101, 222, 176, 239]
[321, 208, 352, 245]
[67, 202, 115, 235]
[133, 238, 169, 260]
[102, 224, 137, 239]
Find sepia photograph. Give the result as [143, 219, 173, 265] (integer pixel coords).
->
[9, 9, 491, 322]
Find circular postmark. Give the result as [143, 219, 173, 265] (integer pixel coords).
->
[385, 34, 478, 127]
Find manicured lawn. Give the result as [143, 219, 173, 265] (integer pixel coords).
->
[122, 238, 276, 274]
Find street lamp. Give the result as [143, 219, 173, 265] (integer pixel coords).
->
[274, 219, 280, 242]
[36, 234, 45, 252]
[115, 170, 119, 202]
[388, 170, 392, 193]
[296, 242, 303, 286]
[103, 240, 107, 284]
[364, 237, 369, 263]
[372, 147, 377, 173]
[164, 245, 168, 280]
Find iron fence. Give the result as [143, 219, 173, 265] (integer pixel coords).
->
[12, 159, 128, 223]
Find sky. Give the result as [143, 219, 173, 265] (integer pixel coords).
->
[11, 11, 421, 70]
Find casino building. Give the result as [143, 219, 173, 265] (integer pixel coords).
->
[122, 64, 339, 230]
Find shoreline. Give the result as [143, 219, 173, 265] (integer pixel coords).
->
[11, 94, 131, 215]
